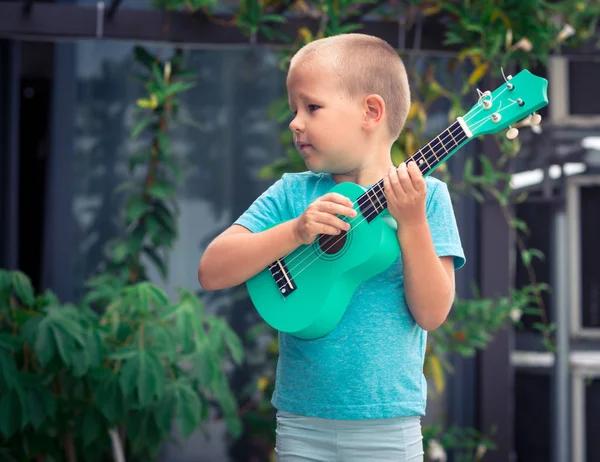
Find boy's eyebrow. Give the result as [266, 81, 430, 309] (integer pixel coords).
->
[289, 90, 324, 104]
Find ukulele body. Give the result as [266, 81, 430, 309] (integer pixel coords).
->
[246, 181, 399, 340]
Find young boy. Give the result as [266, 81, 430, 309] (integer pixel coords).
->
[198, 33, 465, 461]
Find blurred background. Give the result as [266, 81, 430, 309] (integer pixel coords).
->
[0, 0, 599, 461]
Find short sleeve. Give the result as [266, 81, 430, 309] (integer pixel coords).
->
[426, 181, 466, 270]
[233, 174, 291, 233]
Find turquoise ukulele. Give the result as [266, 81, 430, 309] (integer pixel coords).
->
[246, 69, 549, 340]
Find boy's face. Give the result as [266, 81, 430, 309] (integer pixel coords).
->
[286, 58, 366, 174]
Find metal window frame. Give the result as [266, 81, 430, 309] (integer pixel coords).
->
[567, 175, 600, 338]
[548, 56, 600, 127]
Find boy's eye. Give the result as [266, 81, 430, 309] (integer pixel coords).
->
[308, 104, 320, 111]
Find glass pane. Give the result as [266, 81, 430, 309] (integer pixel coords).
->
[514, 370, 551, 462]
[580, 184, 600, 328]
[586, 378, 600, 462]
[70, 40, 286, 300]
[569, 61, 600, 116]
[514, 201, 552, 332]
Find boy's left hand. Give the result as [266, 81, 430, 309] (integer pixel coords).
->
[383, 161, 427, 228]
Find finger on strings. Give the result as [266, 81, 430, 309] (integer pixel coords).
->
[384, 167, 398, 200]
[407, 161, 426, 193]
[322, 192, 354, 208]
[396, 162, 412, 194]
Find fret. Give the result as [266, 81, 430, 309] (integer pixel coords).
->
[425, 143, 439, 162]
[371, 185, 384, 209]
[365, 188, 379, 213]
[447, 128, 457, 144]
[417, 150, 430, 170]
[437, 135, 448, 154]
[374, 182, 387, 208]
[357, 121, 467, 223]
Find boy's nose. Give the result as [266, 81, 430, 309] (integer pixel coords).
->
[289, 116, 304, 133]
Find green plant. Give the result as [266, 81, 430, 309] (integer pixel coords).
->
[0, 46, 243, 461]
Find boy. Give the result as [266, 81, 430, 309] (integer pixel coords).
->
[198, 33, 465, 461]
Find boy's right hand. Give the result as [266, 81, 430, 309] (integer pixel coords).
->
[292, 193, 358, 245]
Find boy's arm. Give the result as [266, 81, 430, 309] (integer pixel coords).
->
[397, 222, 455, 331]
[198, 221, 301, 290]
[198, 192, 356, 290]
[383, 162, 464, 331]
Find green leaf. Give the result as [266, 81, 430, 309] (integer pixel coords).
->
[0, 269, 11, 292]
[34, 318, 57, 367]
[92, 370, 125, 424]
[134, 46, 157, 71]
[511, 218, 530, 234]
[173, 380, 202, 438]
[261, 14, 287, 23]
[189, 345, 217, 386]
[0, 333, 20, 352]
[143, 246, 168, 280]
[11, 271, 35, 307]
[155, 133, 171, 156]
[86, 329, 104, 368]
[212, 370, 241, 438]
[128, 150, 151, 172]
[164, 81, 196, 97]
[152, 62, 165, 90]
[147, 180, 176, 200]
[146, 322, 176, 361]
[71, 346, 91, 377]
[132, 116, 154, 139]
[223, 327, 244, 365]
[155, 390, 174, 433]
[136, 283, 152, 315]
[0, 390, 22, 438]
[120, 350, 165, 407]
[112, 240, 130, 263]
[0, 350, 19, 390]
[109, 345, 139, 361]
[51, 324, 76, 367]
[147, 284, 169, 308]
[126, 195, 149, 223]
[81, 407, 104, 447]
[27, 388, 56, 430]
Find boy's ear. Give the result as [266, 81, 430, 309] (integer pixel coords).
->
[362, 94, 385, 131]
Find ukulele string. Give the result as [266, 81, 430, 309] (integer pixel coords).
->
[273, 99, 517, 285]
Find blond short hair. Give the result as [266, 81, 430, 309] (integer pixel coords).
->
[289, 33, 411, 141]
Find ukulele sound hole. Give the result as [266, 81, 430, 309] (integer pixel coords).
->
[318, 230, 347, 255]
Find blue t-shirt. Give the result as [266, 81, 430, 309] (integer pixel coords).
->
[234, 171, 465, 420]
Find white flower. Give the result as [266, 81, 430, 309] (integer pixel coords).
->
[427, 439, 447, 462]
[512, 37, 533, 52]
[557, 24, 576, 42]
[475, 444, 488, 460]
[510, 309, 523, 322]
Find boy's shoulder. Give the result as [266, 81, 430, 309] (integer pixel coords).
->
[280, 170, 331, 184]
[277, 171, 334, 195]
[424, 175, 444, 190]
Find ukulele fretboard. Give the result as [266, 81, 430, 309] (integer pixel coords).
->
[357, 121, 467, 222]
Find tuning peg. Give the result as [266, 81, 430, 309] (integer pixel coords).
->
[530, 113, 542, 125]
[506, 126, 519, 140]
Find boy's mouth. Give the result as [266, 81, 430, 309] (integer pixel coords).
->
[296, 142, 313, 151]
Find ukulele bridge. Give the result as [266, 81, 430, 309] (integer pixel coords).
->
[269, 259, 297, 297]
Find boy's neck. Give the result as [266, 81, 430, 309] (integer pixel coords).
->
[331, 147, 394, 187]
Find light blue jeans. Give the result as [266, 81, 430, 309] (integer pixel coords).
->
[275, 411, 424, 461]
